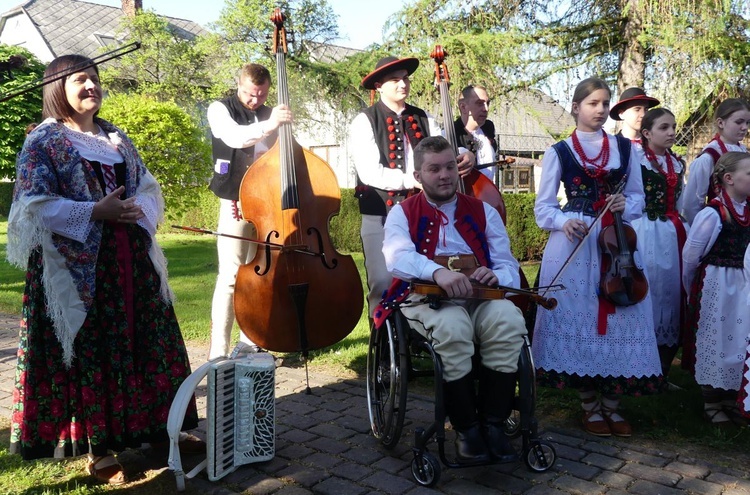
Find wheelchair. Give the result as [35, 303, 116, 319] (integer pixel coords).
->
[366, 295, 556, 487]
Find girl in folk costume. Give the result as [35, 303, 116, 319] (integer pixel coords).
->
[682, 151, 750, 427]
[683, 98, 750, 224]
[738, 245, 750, 418]
[6, 55, 200, 484]
[532, 77, 662, 438]
[630, 108, 688, 379]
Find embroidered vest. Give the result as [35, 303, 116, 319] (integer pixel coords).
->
[641, 152, 685, 221]
[209, 95, 274, 201]
[702, 201, 750, 269]
[454, 117, 497, 156]
[399, 192, 491, 267]
[355, 101, 430, 216]
[554, 134, 630, 217]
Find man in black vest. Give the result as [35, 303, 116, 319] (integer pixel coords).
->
[455, 85, 498, 181]
[349, 56, 474, 317]
[207, 63, 292, 360]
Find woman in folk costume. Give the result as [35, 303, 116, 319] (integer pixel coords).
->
[630, 108, 688, 380]
[532, 77, 662, 438]
[6, 55, 200, 484]
[683, 98, 750, 224]
[682, 151, 750, 427]
[737, 244, 750, 418]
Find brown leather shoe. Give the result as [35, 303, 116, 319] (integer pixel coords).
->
[582, 410, 611, 437]
[602, 410, 632, 437]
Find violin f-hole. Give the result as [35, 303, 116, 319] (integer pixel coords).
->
[255, 230, 279, 276]
[306, 226, 338, 269]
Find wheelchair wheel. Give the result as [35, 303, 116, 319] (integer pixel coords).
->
[524, 440, 556, 472]
[411, 451, 441, 487]
[366, 317, 408, 449]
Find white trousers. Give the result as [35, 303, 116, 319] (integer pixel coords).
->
[401, 297, 527, 382]
[208, 198, 258, 359]
[361, 214, 392, 317]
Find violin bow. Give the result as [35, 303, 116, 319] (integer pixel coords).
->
[543, 175, 628, 295]
[171, 225, 322, 258]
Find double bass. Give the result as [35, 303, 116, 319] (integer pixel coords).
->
[430, 45, 532, 309]
[233, 9, 363, 353]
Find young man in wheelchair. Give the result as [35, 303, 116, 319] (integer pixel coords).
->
[380, 135, 527, 464]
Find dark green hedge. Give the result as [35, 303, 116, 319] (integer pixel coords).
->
[0, 181, 13, 217]
[157, 188, 549, 262]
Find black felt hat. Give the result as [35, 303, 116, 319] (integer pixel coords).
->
[610, 87, 660, 120]
[361, 56, 419, 90]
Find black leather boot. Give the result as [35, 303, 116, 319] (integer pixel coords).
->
[478, 367, 518, 462]
[443, 374, 490, 464]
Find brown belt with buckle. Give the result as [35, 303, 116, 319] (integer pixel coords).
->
[433, 254, 479, 276]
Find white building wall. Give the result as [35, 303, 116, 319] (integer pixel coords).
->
[0, 12, 54, 62]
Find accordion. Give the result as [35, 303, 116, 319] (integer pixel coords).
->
[168, 352, 276, 491]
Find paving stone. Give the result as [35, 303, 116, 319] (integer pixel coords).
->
[308, 422, 356, 440]
[306, 436, 350, 454]
[230, 473, 284, 494]
[522, 484, 569, 495]
[441, 478, 511, 495]
[592, 471, 634, 490]
[299, 451, 343, 469]
[619, 462, 681, 486]
[581, 452, 625, 471]
[276, 462, 330, 488]
[361, 471, 416, 494]
[543, 430, 586, 448]
[706, 471, 750, 490]
[551, 458, 602, 481]
[676, 477, 724, 495]
[330, 460, 375, 481]
[552, 474, 606, 495]
[553, 443, 588, 462]
[581, 441, 620, 457]
[275, 486, 314, 495]
[276, 443, 316, 461]
[629, 479, 685, 495]
[664, 460, 711, 479]
[475, 470, 534, 494]
[616, 449, 671, 468]
[313, 476, 370, 495]
[279, 428, 318, 444]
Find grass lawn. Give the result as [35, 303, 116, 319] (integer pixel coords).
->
[1, 217, 750, 493]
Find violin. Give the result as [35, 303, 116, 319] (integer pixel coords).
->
[232, 9, 363, 353]
[597, 209, 649, 306]
[410, 281, 558, 310]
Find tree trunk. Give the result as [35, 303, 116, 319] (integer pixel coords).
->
[617, 0, 646, 93]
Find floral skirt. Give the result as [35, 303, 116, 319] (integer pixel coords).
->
[10, 224, 199, 460]
[536, 368, 663, 396]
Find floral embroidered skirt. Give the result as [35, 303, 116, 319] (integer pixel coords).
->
[10, 224, 199, 460]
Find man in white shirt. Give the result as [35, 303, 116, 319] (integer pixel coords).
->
[455, 85, 498, 181]
[381, 136, 526, 464]
[349, 56, 474, 318]
[206, 63, 292, 360]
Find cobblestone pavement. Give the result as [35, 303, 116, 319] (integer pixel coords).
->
[1, 312, 749, 494]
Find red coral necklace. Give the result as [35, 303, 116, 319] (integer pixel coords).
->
[571, 129, 610, 179]
[643, 146, 678, 188]
[721, 189, 750, 227]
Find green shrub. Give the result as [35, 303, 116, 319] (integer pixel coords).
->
[164, 186, 219, 231]
[330, 190, 362, 253]
[0, 181, 12, 217]
[163, 188, 549, 260]
[503, 192, 548, 262]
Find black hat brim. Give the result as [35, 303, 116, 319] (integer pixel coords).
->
[361, 57, 419, 90]
[610, 95, 660, 120]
